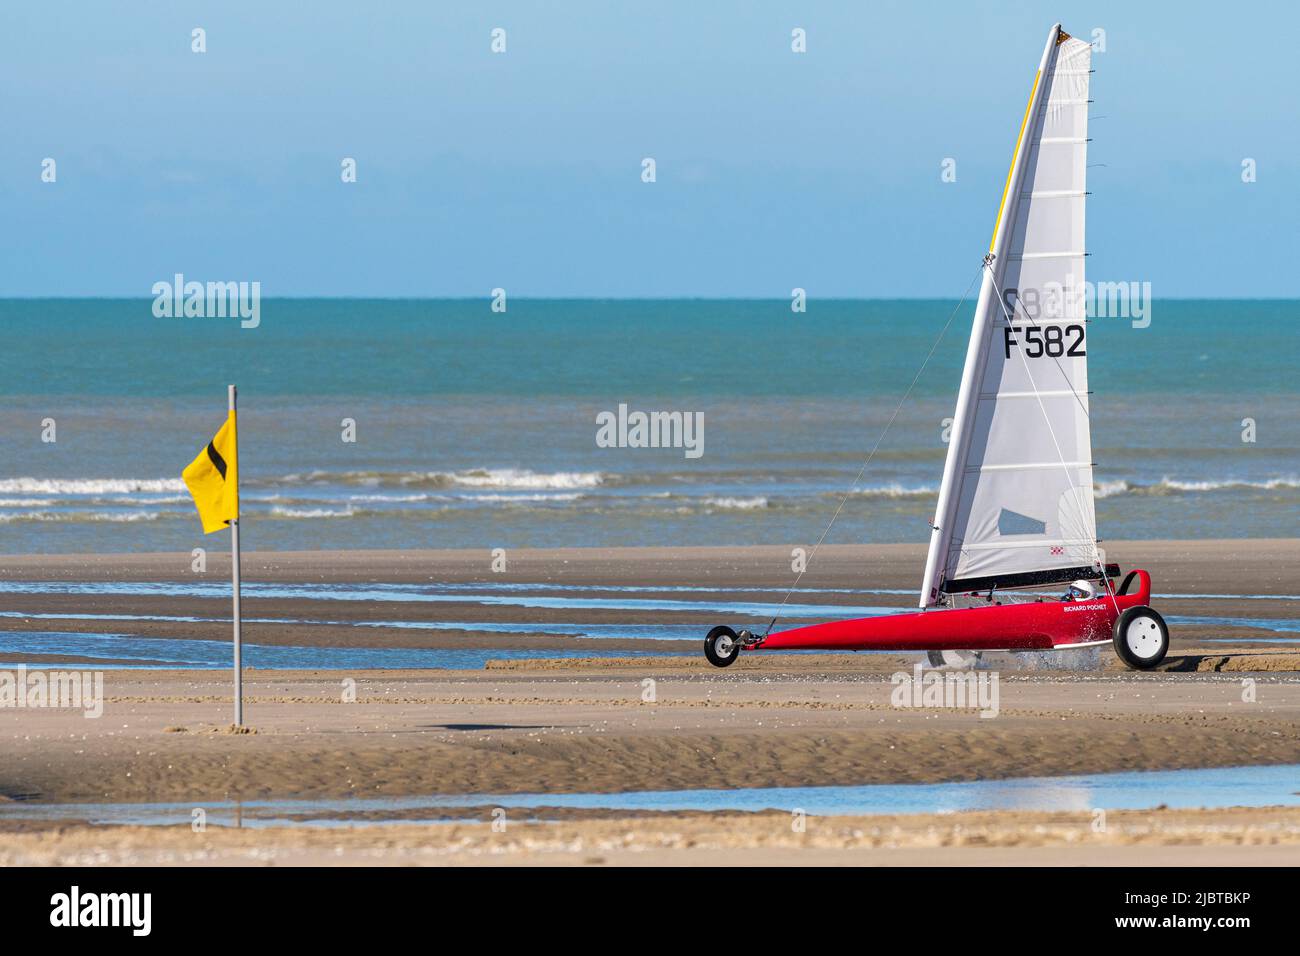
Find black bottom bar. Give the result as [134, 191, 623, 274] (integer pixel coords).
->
[0, 865, 1283, 941]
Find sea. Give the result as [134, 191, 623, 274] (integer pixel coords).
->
[1, 299, 1295, 555]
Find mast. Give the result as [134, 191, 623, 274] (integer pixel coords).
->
[919, 23, 1064, 608]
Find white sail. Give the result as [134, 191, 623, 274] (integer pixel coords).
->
[921, 24, 1099, 607]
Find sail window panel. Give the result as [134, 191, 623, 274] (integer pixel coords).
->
[997, 508, 1047, 535]
[947, 463, 1098, 581]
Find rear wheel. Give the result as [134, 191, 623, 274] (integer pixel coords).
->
[1112, 606, 1169, 670]
[927, 649, 982, 669]
[704, 626, 741, 668]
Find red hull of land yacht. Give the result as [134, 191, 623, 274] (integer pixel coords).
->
[752, 570, 1153, 654]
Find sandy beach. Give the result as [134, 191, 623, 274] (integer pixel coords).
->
[1, 540, 1297, 865]
[6, 808, 1300, 867]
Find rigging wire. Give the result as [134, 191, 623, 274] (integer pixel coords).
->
[762, 262, 986, 637]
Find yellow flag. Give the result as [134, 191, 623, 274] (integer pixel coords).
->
[182, 412, 239, 533]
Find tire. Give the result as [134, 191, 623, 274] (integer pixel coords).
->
[1112, 605, 1169, 670]
[927, 649, 982, 669]
[704, 625, 741, 668]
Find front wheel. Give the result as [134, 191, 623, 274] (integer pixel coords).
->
[1112, 605, 1169, 670]
[704, 626, 741, 668]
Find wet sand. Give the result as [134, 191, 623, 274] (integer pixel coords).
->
[3, 538, 1295, 593]
[0, 540, 1296, 659]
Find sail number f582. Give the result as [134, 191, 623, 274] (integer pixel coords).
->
[1003, 324, 1086, 359]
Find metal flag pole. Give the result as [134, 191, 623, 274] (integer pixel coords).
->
[229, 384, 243, 727]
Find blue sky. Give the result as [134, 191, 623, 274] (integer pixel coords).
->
[1, 1, 1296, 297]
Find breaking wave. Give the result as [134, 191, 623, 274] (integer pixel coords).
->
[277, 468, 607, 490]
[699, 496, 770, 510]
[841, 483, 938, 498]
[1093, 476, 1300, 498]
[0, 510, 161, 524]
[462, 492, 585, 503]
[1093, 480, 1131, 499]
[0, 478, 185, 495]
[344, 493, 449, 503]
[269, 506, 360, 519]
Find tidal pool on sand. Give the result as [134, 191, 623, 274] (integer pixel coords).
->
[3, 764, 1296, 828]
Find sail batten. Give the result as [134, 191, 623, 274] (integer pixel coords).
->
[966, 461, 1092, 473]
[920, 23, 1099, 608]
[960, 539, 1096, 553]
[1008, 251, 1085, 260]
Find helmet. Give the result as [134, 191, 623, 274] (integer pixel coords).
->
[1068, 579, 1095, 600]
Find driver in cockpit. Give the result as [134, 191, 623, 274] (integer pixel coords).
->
[1063, 579, 1095, 602]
